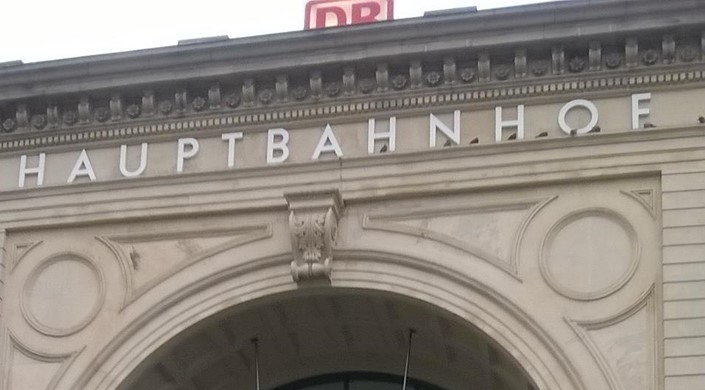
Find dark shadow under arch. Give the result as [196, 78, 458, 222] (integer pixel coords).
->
[119, 287, 537, 390]
[273, 371, 446, 390]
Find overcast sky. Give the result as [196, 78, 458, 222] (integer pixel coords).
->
[0, 0, 558, 64]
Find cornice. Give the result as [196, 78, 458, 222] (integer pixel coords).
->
[0, 63, 703, 154]
[1, 0, 703, 88]
[0, 0, 703, 150]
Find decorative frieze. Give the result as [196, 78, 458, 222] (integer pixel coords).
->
[0, 68, 703, 153]
[343, 67, 356, 95]
[589, 41, 601, 71]
[243, 79, 256, 106]
[15, 104, 28, 130]
[410, 60, 423, 88]
[376, 64, 389, 92]
[552, 45, 565, 75]
[514, 49, 527, 78]
[310, 71, 323, 99]
[663, 35, 676, 64]
[286, 190, 344, 283]
[47, 103, 59, 129]
[1, 31, 704, 139]
[110, 94, 122, 121]
[478, 52, 491, 82]
[626, 38, 639, 68]
[142, 90, 156, 116]
[444, 56, 457, 85]
[78, 97, 91, 124]
[275, 76, 288, 102]
[174, 91, 188, 113]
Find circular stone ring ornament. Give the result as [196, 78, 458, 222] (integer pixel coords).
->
[21, 253, 105, 337]
[540, 209, 640, 301]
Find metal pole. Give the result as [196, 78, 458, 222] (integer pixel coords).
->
[402, 328, 416, 390]
[251, 337, 260, 390]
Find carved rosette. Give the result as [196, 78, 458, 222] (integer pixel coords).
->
[286, 190, 344, 283]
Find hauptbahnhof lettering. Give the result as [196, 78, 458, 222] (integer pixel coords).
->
[14, 93, 655, 189]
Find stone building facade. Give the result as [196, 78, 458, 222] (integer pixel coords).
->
[1, 0, 704, 388]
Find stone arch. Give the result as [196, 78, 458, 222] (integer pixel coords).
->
[66, 249, 585, 390]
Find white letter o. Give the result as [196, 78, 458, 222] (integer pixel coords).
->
[558, 99, 599, 135]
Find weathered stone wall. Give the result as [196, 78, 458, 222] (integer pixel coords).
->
[662, 164, 705, 389]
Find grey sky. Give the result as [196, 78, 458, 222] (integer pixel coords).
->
[0, 0, 558, 64]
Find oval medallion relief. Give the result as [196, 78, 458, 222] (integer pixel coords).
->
[21, 254, 105, 337]
[540, 209, 639, 301]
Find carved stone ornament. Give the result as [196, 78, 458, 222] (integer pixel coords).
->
[191, 96, 207, 111]
[31, 114, 47, 130]
[359, 79, 376, 94]
[531, 61, 549, 76]
[494, 64, 511, 80]
[410, 61, 423, 88]
[94, 107, 110, 122]
[310, 71, 323, 99]
[326, 82, 343, 97]
[343, 67, 356, 95]
[680, 46, 698, 62]
[391, 75, 408, 90]
[292, 86, 308, 101]
[425, 71, 442, 86]
[208, 85, 221, 109]
[641, 49, 659, 66]
[2, 118, 17, 133]
[605, 53, 622, 69]
[126, 104, 141, 118]
[286, 190, 344, 283]
[63, 111, 78, 125]
[459, 68, 476, 83]
[159, 100, 174, 115]
[224, 94, 241, 108]
[568, 57, 586, 73]
[258, 89, 275, 105]
[175, 91, 188, 113]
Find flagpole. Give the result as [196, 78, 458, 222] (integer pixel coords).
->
[251, 337, 260, 390]
[402, 328, 416, 390]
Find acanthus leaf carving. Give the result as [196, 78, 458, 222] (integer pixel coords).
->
[286, 190, 344, 283]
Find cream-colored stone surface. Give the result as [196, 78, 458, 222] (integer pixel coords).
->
[0, 162, 665, 390]
[5, 4, 705, 385]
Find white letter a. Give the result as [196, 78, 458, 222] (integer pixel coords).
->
[68, 149, 97, 183]
[312, 124, 343, 160]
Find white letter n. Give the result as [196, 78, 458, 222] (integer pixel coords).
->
[429, 111, 461, 147]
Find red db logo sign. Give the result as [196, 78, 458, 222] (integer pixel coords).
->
[305, 0, 394, 29]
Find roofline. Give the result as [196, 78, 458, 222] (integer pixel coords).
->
[1, 0, 704, 101]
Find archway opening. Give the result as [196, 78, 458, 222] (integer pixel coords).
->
[119, 288, 536, 390]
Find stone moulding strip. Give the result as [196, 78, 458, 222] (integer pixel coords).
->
[0, 69, 704, 154]
[96, 223, 274, 310]
[2, 330, 85, 390]
[564, 285, 658, 390]
[361, 196, 557, 279]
